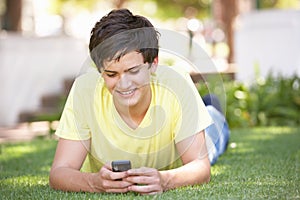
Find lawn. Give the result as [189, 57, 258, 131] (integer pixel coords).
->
[0, 127, 299, 199]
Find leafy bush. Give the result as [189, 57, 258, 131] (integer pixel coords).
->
[197, 73, 300, 128]
[250, 74, 300, 126]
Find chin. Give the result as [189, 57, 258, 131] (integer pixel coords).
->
[123, 97, 140, 107]
[114, 93, 140, 108]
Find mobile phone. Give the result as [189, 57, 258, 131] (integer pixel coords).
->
[111, 160, 131, 172]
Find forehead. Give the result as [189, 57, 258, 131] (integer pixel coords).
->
[103, 51, 144, 70]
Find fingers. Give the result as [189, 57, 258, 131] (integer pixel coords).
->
[127, 167, 155, 176]
[126, 173, 158, 185]
[127, 167, 161, 184]
[103, 162, 112, 171]
[101, 178, 132, 190]
[98, 166, 164, 195]
[127, 184, 163, 195]
[125, 167, 163, 195]
[101, 165, 128, 181]
[92, 164, 133, 193]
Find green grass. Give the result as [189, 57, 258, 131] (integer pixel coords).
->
[0, 127, 299, 199]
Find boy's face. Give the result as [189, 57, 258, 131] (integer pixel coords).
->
[101, 51, 157, 108]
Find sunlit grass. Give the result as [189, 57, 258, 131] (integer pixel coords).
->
[0, 127, 299, 199]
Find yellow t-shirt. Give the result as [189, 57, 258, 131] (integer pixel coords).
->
[55, 66, 212, 172]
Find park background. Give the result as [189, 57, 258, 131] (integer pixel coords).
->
[0, 0, 299, 130]
[0, 0, 299, 199]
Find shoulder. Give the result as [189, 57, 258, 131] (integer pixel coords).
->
[153, 66, 196, 96]
[72, 67, 102, 94]
[155, 65, 190, 81]
[75, 68, 100, 86]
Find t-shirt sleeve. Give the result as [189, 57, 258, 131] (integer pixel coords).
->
[171, 69, 213, 143]
[55, 78, 91, 141]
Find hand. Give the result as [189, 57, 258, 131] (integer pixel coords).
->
[91, 163, 133, 193]
[125, 167, 164, 195]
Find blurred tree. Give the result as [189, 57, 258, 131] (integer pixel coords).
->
[112, 0, 128, 8]
[273, 0, 300, 8]
[17, 0, 297, 60]
[151, 0, 211, 19]
[256, 0, 299, 9]
[50, 0, 130, 34]
[51, 0, 101, 14]
[50, 0, 102, 34]
[51, 0, 129, 13]
[1, 0, 22, 31]
[52, 0, 211, 19]
[218, 0, 238, 64]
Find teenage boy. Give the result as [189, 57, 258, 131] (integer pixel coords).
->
[49, 9, 229, 195]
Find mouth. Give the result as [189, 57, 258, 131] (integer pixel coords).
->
[116, 88, 136, 96]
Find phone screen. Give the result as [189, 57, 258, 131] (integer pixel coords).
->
[112, 160, 131, 172]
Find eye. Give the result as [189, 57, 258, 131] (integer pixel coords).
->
[105, 73, 118, 78]
[128, 68, 140, 74]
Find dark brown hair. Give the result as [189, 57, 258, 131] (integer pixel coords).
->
[89, 9, 159, 69]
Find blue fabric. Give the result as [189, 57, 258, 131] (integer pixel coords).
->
[205, 105, 230, 165]
[202, 94, 223, 114]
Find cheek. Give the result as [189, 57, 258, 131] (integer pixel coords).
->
[103, 77, 117, 92]
[133, 73, 151, 85]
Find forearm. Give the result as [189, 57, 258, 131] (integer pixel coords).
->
[49, 167, 98, 193]
[160, 159, 210, 191]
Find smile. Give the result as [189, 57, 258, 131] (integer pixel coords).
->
[117, 89, 136, 96]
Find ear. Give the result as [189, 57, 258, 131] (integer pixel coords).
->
[150, 57, 158, 73]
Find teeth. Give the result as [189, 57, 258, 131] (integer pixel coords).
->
[119, 89, 134, 95]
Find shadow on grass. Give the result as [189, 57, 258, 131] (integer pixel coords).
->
[0, 139, 152, 200]
[0, 139, 57, 198]
[0, 138, 56, 176]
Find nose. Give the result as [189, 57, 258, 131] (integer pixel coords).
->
[117, 73, 132, 89]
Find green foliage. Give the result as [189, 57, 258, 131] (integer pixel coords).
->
[42, 0, 300, 20]
[249, 74, 300, 126]
[257, 0, 300, 9]
[198, 73, 300, 128]
[198, 74, 251, 128]
[0, 127, 299, 199]
[50, 0, 99, 14]
[50, 0, 212, 20]
[154, 0, 212, 19]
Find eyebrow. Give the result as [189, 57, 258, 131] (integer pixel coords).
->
[103, 64, 144, 73]
[103, 69, 116, 74]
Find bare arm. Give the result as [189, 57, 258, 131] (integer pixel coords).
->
[160, 130, 211, 190]
[49, 138, 132, 193]
[49, 138, 93, 192]
[126, 130, 210, 194]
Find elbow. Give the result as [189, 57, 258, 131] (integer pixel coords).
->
[194, 168, 210, 186]
[193, 158, 211, 185]
[198, 167, 210, 185]
[193, 160, 211, 186]
[49, 180, 56, 191]
[49, 168, 59, 190]
[205, 162, 211, 183]
[201, 161, 211, 184]
[205, 170, 211, 183]
[49, 170, 55, 190]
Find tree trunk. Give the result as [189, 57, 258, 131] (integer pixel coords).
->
[113, 0, 127, 9]
[220, 0, 238, 63]
[213, 0, 238, 63]
[2, 0, 22, 31]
